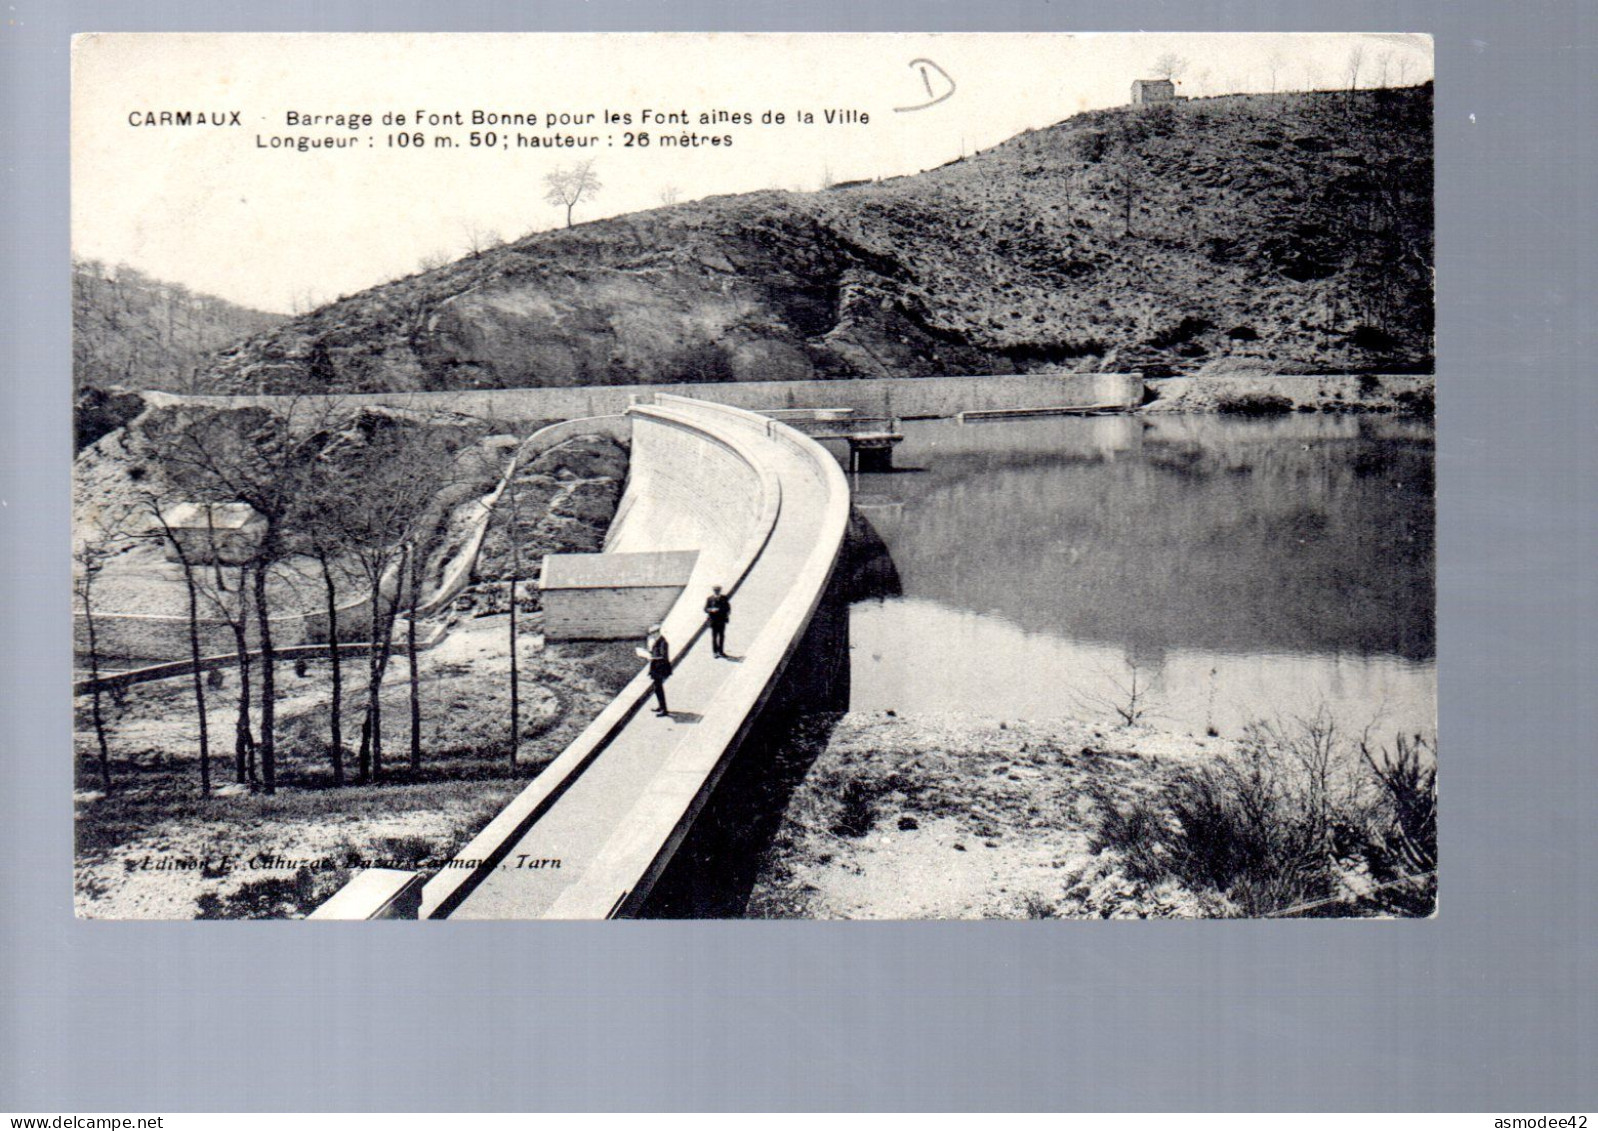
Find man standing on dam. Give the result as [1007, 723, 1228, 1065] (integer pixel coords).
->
[637, 625, 673, 716]
[704, 585, 732, 658]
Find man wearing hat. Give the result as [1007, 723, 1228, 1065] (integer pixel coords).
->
[704, 584, 732, 658]
[636, 625, 673, 716]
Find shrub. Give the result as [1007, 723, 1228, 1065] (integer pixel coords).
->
[1395, 387, 1435, 416]
[1149, 315, 1213, 349]
[195, 867, 329, 919]
[1215, 392, 1293, 415]
[1350, 325, 1400, 352]
[1359, 734, 1437, 876]
[1090, 714, 1429, 917]
[1197, 356, 1278, 378]
[830, 778, 880, 838]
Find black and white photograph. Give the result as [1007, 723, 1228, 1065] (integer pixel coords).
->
[69, 31, 1437, 921]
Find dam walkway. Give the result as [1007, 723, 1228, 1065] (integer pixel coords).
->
[406, 395, 851, 919]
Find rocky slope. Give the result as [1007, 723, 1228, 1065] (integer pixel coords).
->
[73, 262, 283, 395]
[203, 84, 1433, 394]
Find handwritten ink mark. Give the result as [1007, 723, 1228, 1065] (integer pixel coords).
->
[894, 58, 955, 112]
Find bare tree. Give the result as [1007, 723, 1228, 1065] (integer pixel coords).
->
[507, 473, 522, 766]
[462, 222, 503, 260]
[298, 469, 362, 786]
[1346, 45, 1366, 93]
[1114, 119, 1148, 239]
[417, 249, 452, 273]
[1266, 48, 1287, 93]
[1375, 50, 1393, 89]
[1107, 660, 1156, 726]
[131, 494, 260, 788]
[136, 401, 328, 795]
[73, 538, 115, 794]
[1076, 656, 1162, 728]
[316, 533, 349, 785]
[289, 289, 323, 316]
[200, 519, 258, 786]
[1060, 163, 1083, 222]
[543, 159, 602, 228]
[1153, 52, 1188, 83]
[140, 492, 214, 796]
[335, 418, 456, 781]
[405, 539, 423, 773]
[658, 184, 681, 206]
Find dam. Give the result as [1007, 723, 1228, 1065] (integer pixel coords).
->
[316, 393, 852, 919]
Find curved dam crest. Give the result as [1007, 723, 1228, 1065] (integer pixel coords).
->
[322, 395, 851, 920]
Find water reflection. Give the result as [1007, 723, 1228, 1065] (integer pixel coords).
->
[845, 413, 1436, 738]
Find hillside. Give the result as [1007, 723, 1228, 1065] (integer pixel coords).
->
[202, 84, 1433, 394]
[73, 262, 284, 394]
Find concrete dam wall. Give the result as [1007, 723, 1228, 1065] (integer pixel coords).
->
[370, 395, 852, 920]
[144, 372, 1143, 425]
[604, 408, 770, 587]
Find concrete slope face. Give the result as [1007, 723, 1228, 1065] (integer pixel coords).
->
[425, 395, 850, 919]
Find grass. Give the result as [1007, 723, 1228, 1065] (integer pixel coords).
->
[199, 86, 1433, 396]
[1089, 713, 1437, 917]
[73, 621, 637, 918]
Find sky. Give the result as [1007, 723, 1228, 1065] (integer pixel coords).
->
[71, 32, 1432, 314]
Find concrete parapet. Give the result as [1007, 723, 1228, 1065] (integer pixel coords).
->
[418, 398, 785, 920]
[145, 372, 1144, 425]
[540, 396, 850, 918]
[307, 869, 426, 920]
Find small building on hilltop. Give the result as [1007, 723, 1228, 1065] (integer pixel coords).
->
[1131, 79, 1178, 105]
[157, 501, 267, 565]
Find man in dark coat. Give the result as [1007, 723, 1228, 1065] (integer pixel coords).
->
[636, 625, 672, 716]
[704, 585, 732, 658]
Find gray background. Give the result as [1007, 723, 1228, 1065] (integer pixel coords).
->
[3, 0, 1592, 1113]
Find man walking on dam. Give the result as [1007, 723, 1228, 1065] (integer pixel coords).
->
[704, 585, 732, 658]
[637, 625, 673, 716]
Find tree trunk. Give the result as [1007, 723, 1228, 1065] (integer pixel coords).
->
[509, 575, 519, 767]
[364, 565, 403, 782]
[508, 478, 521, 766]
[233, 627, 254, 786]
[235, 649, 254, 783]
[80, 574, 112, 794]
[153, 521, 211, 796]
[252, 551, 277, 795]
[180, 559, 210, 795]
[1123, 165, 1135, 238]
[359, 646, 377, 784]
[406, 542, 422, 774]
[321, 555, 343, 787]
[210, 529, 254, 785]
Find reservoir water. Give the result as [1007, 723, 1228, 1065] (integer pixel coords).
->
[841, 413, 1436, 740]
